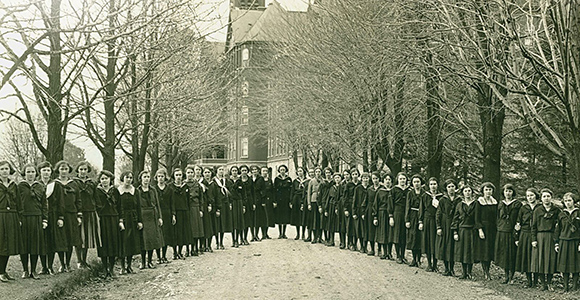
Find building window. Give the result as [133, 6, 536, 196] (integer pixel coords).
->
[241, 48, 249, 68]
[241, 106, 249, 125]
[241, 137, 249, 158]
[241, 81, 249, 97]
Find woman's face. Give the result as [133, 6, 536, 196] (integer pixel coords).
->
[194, 166, 202, 177]
[325, 169, 332, 179]
[156, 173, 166, 183]
[446, 183, 456, 195]
[261, 168, 268, 178]
[383, 176, 392, 188]
[297, 168, 304, 178]
[186, 168, 195, 180]
[315, 169, 322, 177]
[397, 175, 407, 187]
[333, 175, 342, 185]
[361, 176, 369, 185]
[563, 195, 574, 209]
[351, 171, 359, 181]
[141, 173, 151, 186]
[279, 167, 287, 176]
[231, 167, 239, 176]
[463, 187, 473, 198]
[100, 174, 111, 187]
[483, 186, 493, 197]
[251, 168, 259, 176]
[541, 192, 552, 205]
[174, 171, 183, 183]
[342, 171, 350, 181]
[412, 178, 421, 189]
[123, 173, 133, 185]
[203, 169, 212, 180]
[25, 166, 37, 182]
[526, 191, 536, 204]
[217, 167, 225, 177]
[371, 174, 380, 186]
[503, 188, 514, 200]
[0, 163, 9, 178]
[77, 165, 89, 178]
[308, 170, 314, 178]
[40, 167, 52, 180]
[59, 164, 70, 177]
[429, 180, 438, 192]
[240, 167, 248, 176]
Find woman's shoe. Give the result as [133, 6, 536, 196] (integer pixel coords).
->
[147, 262, 155, 269]
[0, 274, 9, 282]
[29, 272, 40, 280]
[21, 271, 29, 279]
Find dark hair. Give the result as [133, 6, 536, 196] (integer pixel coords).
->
[333, 173, 342, 179]
[540, 188, 553, 197]
[480, 182, 496, 194]
[138, 170, 150, 183]
[230, 165, 239, 173]
[395, 172, 408, 181]
[278, 164, 288, 172]
[314, 166, 322, 172]
[381, 173, 393, 182]
[502, 183, 516, 197]
[250, 165, 259, 171]
[323, 167, 333, 174]
[563, 192, 578, 203]
[202, 166, 213, 177]
[155, 168, 168, 178]
[371, 171, 381, 179]
[119, 171, 133, 183]
[185, 164, 196, 173]
[410, 174, 424, 184]
[75, 161, 93, 174]
[37, 161, 53, 174]
[360, 172, 370, 179]
[443, 179, 456, 189]
[296, 167, 305, 175]
[428, 177, 438, 185]
[54, 160, 73, 176]
[171, 168, 183, 180]
[350, 168, 360, 176]
[239, 165, 249, 172]
[526, 187, 539, 200]
[20, 163, 37, 177]
[97, 170, 114, 184]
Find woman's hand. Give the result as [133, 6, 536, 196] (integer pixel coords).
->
[158, 218, 163, 227]
[405, 222, 411, 229]
[216, 210, 221, 217]
[532, 241, 538, 248]
[389, 217, 394, 227]
[137, 222, 143, 230]
[77, 217, 82, 226]
[119, 222, 125, 231]
[418, 223, 424, 231]
[437, 229, 443, 236]
[172, 215, 177, 225]
[57, 219, 64, 228]
[479, 228, 485, 239]
[373, 219, 378, 226]
[454, 233, 459, 241]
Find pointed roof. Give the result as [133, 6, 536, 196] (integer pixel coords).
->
[227, 9, 264, 50]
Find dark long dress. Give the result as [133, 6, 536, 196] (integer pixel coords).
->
[405, 189, 422, 251]
[530, 204, 559, 274]
[229, 177, 244, 232]
[154, 184, 175, 247]
[364, 185, 379, 243]
[116, 186, 142, 256]
[318, 179, 332, 232]
[555, 208, 580, 273]
[0, 180, 22, 256]
[60, 179, 82, 248]
[95, 186, 120, 258]
[274, 176, 292, 225]
[301, 178, 312, 229]
[46, 180, 68, 252]
[373, 187, 390, 244]
[389, 186, 407, 246]
[138, 186, 164, 250]
[72, 177, 100, 249]
[200, 178, 215, 238]
[172, 183, 191, 246]
[342, 181, 357, 237]
[451, 200, 478, 264]
[210, 177, 233, 233]
[326, 184, 340, 234]
[420, 192, 443, 255]
[352, 184, 368, 241]
[18, 181, 47, 255]
[494, 199, 522, 270]
[436, 194, 461, 261]
[240, 177, 254, 231]
[307, 178, 322, 231]
[186, 180, 204, 238]
[290, 178, 306, 227]
[263, 177, 275, 228]
[474, 197, 498, 262]
[252, 176, 268, 229]
[515, 203, 537, 273]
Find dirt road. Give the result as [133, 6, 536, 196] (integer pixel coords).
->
[65, 227, 516, 300]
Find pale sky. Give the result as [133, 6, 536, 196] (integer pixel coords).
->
[0, 0, 308, 171]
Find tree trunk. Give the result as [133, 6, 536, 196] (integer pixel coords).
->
[385, 75, 406, 176]
[425, 51, 443, 180]
[102, 0, 117, 172]
[478, 87, 504, 200]
[292, 149, 299, 171]
[362, 149, 369, 172]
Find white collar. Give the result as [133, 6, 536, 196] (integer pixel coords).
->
[117, 185, 135, 195]
[478, 196, 497, 205]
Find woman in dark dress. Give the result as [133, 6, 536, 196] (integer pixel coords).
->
[325, 173, 342, 247]
[274, 165, 292, 239]
[137, 171, 164, 269]
[319, 168, 334, 243]
[515, 188, 539, 287]
[239, 165, 253, 245]
[261, 167, 275, 239]
[353, 172, 369, 253]
[307, 167, 323, 244]
[154, 169, 175, 263]
[290, 167, 306, 240]
[250, 166, 267, 241]
[18, 164, 47, 279]
[452, 185, 478, 279]
[420, 177, 443, 272]
[171, 168, 190, 258]
[405, 174, 422, 267]
[363, 172, 381, 256]
[531, 188, 559, 291]
[390, 172, 409, 264]
[436, 179, 461, 276]
[495, 184, 521, 284]
[475, 182, 498, 280]
[72, 161, 99, 270]
[45, 162, 68, 274]
[185, 165, 203, 255]
[54, 160, 81, 273]
[555, 192, 580, 292]
[95, 170, 119, 278]
[211, 165, 233, 249]
[37, 162, 52, 275]
[228, 166, 244, 247]
[340, 170, 354, 249]
[0, 161, 21, 282]
[373, 174, 392, 259]
[116, 171, 143, 274]
[201, 167, 216, 251]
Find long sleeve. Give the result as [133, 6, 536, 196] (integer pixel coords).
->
[307, 181, 313, 206]
[531, 208, 538, 243]
[554, 213, 562, 245]
[136, 192, 143, 223]
[75, 187, 82, 217]
[116, 192, 124, 223]
[436, 199, 443, 230]
[41, 188, 48, 221]
[418, 194, 425, 225]
[451, 202, 461, 232]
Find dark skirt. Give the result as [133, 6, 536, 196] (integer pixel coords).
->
[389, 210, 406, 245]
[141, 208, 164, 250]
[290, 201, 302, 226]
[120, 213, 142, 256]
[219, 204, 233, 233]
[557, 239, 580, 273]
[21, 215, 46, 255]
[515, 231, 533, 273]
[244, 207, 254, 230]
[81, 211, 101, 249]
[64, 212, 82, 247]
[353, 216, 364, 240]
[311, 203, 321, 230]
[175, 210, 191, 246]
[474, 226, 496, 262]
[346, 214, 354, 237]
[255, 204, 268, 228]
[494, 231, 517, 270]
[421, 217, 437, 255]
[302, 205, 312, 228]
[436, 227, 454, 261]
[204, 207, 215, 237]
[375, 211, 389, 244]
[365, 211, 376, 242]
[97, 215, 120, 258]
[530, 232, 557, 274]
[0, 211, 22, 256]
[266, 200, 275, 227]
[190, 206, 204, 238]
[406, 211, 420, 251]
[231, 201, 244, 231]
[160, 209, 175, 247]
[275, 197, 291, 225]
[455, 227, 476, 263]
[47, 212, 68, 252]
[326, 204, 339, 233]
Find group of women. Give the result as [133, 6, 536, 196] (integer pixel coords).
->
[0, 159, 579, 293]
